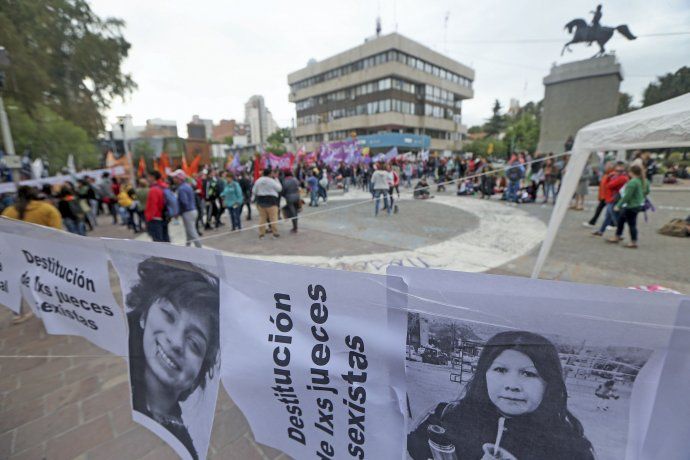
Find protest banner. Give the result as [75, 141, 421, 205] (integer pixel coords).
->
[0, 232, 23, 313]
[0, 218, 127, 355]
[218, 256, 407, 460]
[389, 266, 690, 460]
[106, 238, 223, 460]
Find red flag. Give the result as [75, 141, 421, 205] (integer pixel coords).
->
[153, 158, 160, 174]
[182, 156, 190, 175]
[137, 157, 146, 178]
[253, 156, 261, 182]
[159, 152, 171, 178]
[189, 155, 201, 175]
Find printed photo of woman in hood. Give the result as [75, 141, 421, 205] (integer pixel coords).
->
[407, 330, 595, 460]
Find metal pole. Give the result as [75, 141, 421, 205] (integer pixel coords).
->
[0, 94, 19, 184]
[119, 118, 136, 189]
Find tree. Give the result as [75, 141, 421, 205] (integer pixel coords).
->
[463, 137, 508, 158]
[467, 125, 483, 134]
[0, 0, 136, 137]
[617, 92, 636, 114]
[642, 66, 690, 107]
[483, 99, 507, 136]
[266, 128, 291, 146]
[505, 113, 539, 153]
[6, 98, 99, 172]
[223, 135, 234, 146]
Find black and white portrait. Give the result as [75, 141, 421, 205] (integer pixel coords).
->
[406, 313, 652, 460]
[124, 256, 220, 460]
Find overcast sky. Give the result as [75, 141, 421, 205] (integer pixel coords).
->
[91, 0, 690, 137]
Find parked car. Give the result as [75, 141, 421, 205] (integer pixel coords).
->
[421, 348, 449, 365]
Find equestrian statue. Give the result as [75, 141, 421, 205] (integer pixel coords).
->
[562, 4, 636, 57]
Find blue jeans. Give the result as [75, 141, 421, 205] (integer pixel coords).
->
[507, 180, 520, 202]
[310, 188, 319, 206]
[343, 177, 350, 193]
[63, 218, 86, 236]
[227, 206, 241, 230]
[544, 183, 556, 203]
[147, 219, 170, 242]
[374, 189, 390, 216]
[599, 203, 618, 233]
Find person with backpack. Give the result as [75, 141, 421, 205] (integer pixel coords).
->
[172, 169, 202, 247]
[57, 185, 87, 236]
[145, 170, 174, 242]
[220, 172, 244, 231]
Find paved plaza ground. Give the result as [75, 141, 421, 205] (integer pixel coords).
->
[1, 182, 688, 459]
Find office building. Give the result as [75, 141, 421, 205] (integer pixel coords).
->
[288, 32, 474, 152]
[244, 95, 279, 146]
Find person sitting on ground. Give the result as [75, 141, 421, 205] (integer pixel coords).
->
[414, 177, 432, 199]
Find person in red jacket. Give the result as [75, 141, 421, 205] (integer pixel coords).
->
[592, 162, 628, 236]
[584, 162, 613, 227]
[145, 171, 170, 242]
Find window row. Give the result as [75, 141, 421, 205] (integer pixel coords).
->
[296, 98, 417, 126]
[291, 49, 473, 92]
[295, 77, 418, 111]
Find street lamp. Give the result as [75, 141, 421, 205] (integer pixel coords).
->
[117, 115, 136, 189]
[0, 46, 19, 183]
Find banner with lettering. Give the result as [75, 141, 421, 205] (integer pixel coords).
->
[106, 238, 223, 460]
[0, 232, 23, 313]
[218, 256, 407, 459]
[0, 218, 127, 355]
[389, 266, 690, 460]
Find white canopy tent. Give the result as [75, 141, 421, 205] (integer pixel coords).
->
[532, 92, 690, 278]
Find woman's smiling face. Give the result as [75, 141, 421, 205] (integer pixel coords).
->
[486, 349, 546, 416]
[142, 298, 210, 396]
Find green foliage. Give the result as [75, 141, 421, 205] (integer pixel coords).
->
[223, 135, 234, 145]
[265, 144, 286, 156]
[132, 140, 154, 158]
[642, 66, 690, 107]
[483, 99, 507, 136]
[6, 98, 99, 172]
[505, 113, 539, 154]
[467, 125, 483, 134]
[0, 0, 136, 137]
[267, 127, 291, 146]
[617, 92, 636, 114]
[463, 137, 508, 158]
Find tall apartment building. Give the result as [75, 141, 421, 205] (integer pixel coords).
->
[244, 95, 279, 146]
[288, 32, 474, 152]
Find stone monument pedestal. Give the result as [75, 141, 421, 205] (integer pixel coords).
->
[537, 55, 622, 154]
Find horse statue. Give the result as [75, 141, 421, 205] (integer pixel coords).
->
[562, 19, 636, 57]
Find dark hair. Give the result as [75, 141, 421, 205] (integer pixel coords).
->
[149, 170, 162, 181]
[126, 257, 220, 400]
[15, 186, 40, 220]
[629, 165, 643, 177]
[445, 331, 592, 452]
[262, 168, 272, 176]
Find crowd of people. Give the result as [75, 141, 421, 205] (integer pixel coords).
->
[1, 149, 684, 254]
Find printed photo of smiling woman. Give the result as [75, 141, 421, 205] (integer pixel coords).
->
[125, 257, 220, 460]
[407, 331, 595, 460]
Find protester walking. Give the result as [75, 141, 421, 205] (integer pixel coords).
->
[57, 186, 87, 236]
[371, 163, 391, 216]
[607, 164, 649, 248]
[144, 171, 171, 243]
[585, 162, 613, 228]
[592, 162, 628, 236]
[220, 173, 243, 231]
[172, 170, 202, 247]
[282, 170, 301, 233]
[238, 172, 253, 221]
[252, 168, 282, 238]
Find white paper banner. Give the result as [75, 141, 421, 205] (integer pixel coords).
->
[219, 256, 407, 460]
[0, 230, 23, 313]
[0, 218, 127, 355]
[105, 238, 223, 460]
[389, 266, 689, 460]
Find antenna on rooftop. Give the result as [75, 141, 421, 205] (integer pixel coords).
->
[376, 16, 382, 36]
[444, 11, 450, 54]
